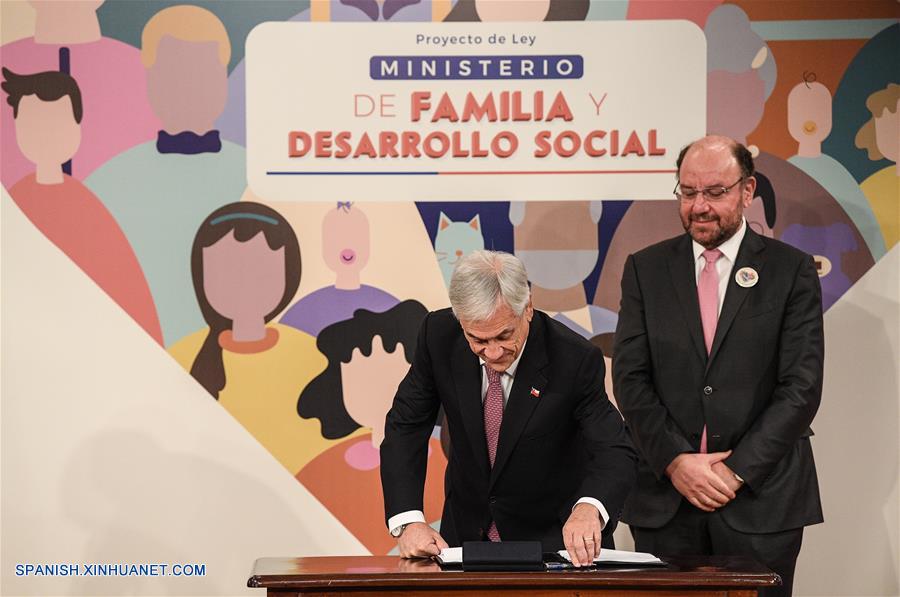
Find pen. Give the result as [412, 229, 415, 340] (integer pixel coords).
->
[545, 562, 570, 570]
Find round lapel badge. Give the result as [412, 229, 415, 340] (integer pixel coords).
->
[735, 267, 759, 288]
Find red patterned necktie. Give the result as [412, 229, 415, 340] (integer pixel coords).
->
[484, 365, 504, 541]
[698, 248, 722, 453]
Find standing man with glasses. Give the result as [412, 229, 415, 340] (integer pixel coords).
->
[381, 250, 637, 566]
[614, 135, 824, 596]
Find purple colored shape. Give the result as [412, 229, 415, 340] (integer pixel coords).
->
[156, 130, 222, 155]
[280, 285, 400, 336]
[781, 222, 856, 312]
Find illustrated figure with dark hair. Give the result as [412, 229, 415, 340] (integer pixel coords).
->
[3, 67, 161, 344]
[0, 0, 157, 187]
[615, 135, 824, 597]
[168, 202, 335, 474]
[296, 300, 446, 554]
[86, 5, 246, 347]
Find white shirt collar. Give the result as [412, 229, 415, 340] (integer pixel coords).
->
[692, 218, 747, 264]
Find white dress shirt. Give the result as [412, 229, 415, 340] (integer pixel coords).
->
[692, 218, 748, 314]
[387, 339, 610, 535]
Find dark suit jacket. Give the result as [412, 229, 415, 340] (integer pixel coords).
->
[381, 309, 637, 550]
[613, 228, 824, 533]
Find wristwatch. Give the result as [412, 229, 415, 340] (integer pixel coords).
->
[390, 523, 410, 538]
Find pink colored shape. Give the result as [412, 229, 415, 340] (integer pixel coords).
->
[626, 0, 724, 27]
[9, 174, 163, 344]
[1, 37, 159, 189]
[344, 438, 381, 471]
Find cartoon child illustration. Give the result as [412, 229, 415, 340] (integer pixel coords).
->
[296, 300, 446, 554]
[168, 202, 336, 474]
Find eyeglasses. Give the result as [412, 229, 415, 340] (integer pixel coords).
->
[674, 177, 745, 203]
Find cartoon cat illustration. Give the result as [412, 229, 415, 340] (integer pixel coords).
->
[434, 211, 484, 288]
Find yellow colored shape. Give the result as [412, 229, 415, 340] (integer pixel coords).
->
[169, 323, 352, 474]
[860, 166, 900, 250]
[1, 1, 36, 44]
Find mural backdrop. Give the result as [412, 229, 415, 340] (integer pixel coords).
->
[2, 0, 898, 594]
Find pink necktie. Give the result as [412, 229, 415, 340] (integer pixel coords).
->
[484, 366, 503, 541]
[698, 249, 722, 453]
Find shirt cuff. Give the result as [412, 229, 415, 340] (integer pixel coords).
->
[387, 510, 426, 534]
[574, 497, 609, 530]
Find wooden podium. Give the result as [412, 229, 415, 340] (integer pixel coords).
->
[249, 555, 779, 596]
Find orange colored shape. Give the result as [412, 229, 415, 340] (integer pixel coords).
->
[297, 435, 447, 555]
[432, 0, 453, 21]
[311, 0, 330, 21]
[747, 39, 866, 159]
[9, 174, 163, 344]
[218, 328, 280, 354]
[726, 0, 898, 21]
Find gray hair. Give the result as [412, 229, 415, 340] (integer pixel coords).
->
[448, 250, 530, 322]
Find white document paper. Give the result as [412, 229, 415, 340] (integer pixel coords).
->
[436, 546, 663, 566]
[436, 547, 463, 564]
[556, 548, 664, 565]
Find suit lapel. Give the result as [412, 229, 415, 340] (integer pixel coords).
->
[451, 334, 491, 476]
[707, 228, 766, 368]
[667, 235, 707, 363]
[489, 315, 549, 489]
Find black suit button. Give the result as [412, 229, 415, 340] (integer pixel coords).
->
[703, 386, 713, 396]
[691, 432, 699, 439]
[489, 496, 497, 504]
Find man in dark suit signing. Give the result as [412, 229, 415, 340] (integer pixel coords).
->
[614, 135, 824, 596]
[381, 250, 637, 565]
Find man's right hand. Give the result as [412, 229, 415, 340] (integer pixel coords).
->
[397, 522, 449, 559]
[665, 451, 736, 512]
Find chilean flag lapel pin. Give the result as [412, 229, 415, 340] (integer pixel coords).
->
[530, 387, 541, 399]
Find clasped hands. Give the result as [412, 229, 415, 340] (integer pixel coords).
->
[666, 450, 743, 512]
[396, 503, 602, 567]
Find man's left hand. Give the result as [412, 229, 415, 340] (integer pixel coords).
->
[562, 502, 602, 567]
[711, 460, 743, 493]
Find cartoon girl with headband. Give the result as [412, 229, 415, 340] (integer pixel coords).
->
[169, 202, 341, 473]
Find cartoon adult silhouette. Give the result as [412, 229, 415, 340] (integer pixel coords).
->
[3, 68, 161, 343]
[855, 83, 899, 250]
[511, 201, 617, 338]
[788, 78, 885, 259]
[168, 202, 335, 474]
[86, 5, 246, 346]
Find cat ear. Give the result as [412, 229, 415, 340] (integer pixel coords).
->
[468, 214, 481, 232]
[438, 211, 451, 230]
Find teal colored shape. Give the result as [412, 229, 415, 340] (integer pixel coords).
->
[85, 141, 247, 346]
[587, 0, 628, 21]
[751, 18, 896, 41]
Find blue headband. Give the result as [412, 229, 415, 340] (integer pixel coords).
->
[210, 213, 279, 226]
